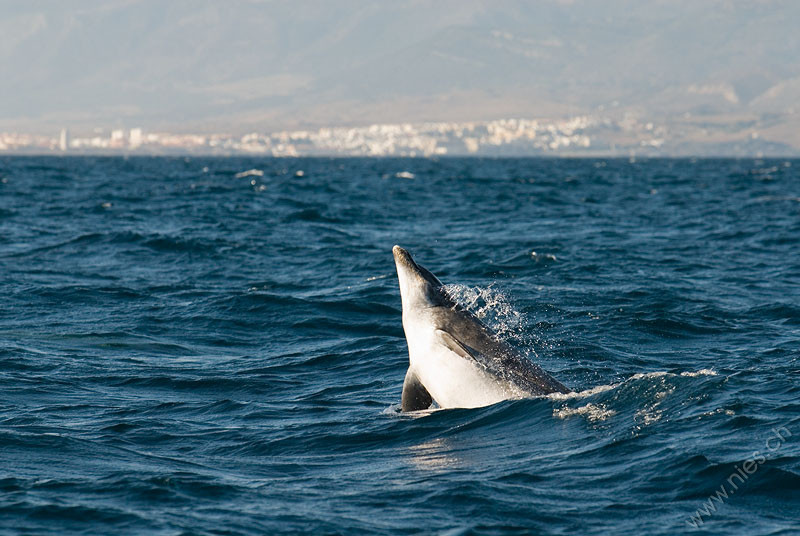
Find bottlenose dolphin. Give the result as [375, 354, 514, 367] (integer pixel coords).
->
[393, 245, 570, 411]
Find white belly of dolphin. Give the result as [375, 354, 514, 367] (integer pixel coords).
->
[406, 321, 519, 409]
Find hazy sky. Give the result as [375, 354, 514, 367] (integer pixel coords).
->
[2, 0, 799, 133]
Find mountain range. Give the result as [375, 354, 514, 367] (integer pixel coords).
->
[3, 0, 799, 152]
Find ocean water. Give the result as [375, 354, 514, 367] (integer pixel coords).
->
[0, 156, 798, 535]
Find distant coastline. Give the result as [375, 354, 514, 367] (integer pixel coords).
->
[2, 114, 797, 158]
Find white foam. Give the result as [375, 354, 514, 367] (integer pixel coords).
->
[385, 404, 441, 418]
[395, 171, 415, 179]
[554, 403, 616, 422]
[234, 169, 264, 178]
[630, 369, 715, 380]
[629, 371, 669, 380]
[679, 369, 717, 377]
[547, 383, 617, 400]
[549, 369, 716, 401]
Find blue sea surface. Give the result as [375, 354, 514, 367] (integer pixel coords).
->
[0, 156, 798, 535]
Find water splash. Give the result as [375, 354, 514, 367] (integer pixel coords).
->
[443, 283, 526, 341]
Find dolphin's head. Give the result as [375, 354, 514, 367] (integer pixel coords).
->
[393, 245, 452, 311]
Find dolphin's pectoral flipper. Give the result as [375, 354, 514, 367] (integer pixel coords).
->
[438, 328, 569, 394]
[435, 329, 481, 363]
[436, 329, 503, 376]
[401, 368, 432, 411]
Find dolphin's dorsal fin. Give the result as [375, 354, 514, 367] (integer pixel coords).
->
[401, 368, 432, 411]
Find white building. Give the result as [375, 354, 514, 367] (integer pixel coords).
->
[59, 128, 69, 152]
[129, 128, 143, 149]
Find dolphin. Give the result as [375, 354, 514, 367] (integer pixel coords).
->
[393, 245, 570, 411]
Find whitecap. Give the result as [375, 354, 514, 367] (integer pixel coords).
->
[547, 383, 617, 400]
[629, 371, 670, 380]
[234, 169, 264, 179]
[679, 369, 717, 377]
[554, 403, 616, 422]
[549, 369, 716, 402]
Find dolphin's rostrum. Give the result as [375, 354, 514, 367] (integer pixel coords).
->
[393, 245, 570, 411]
